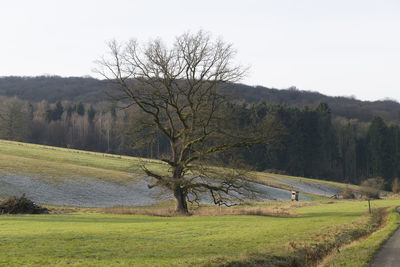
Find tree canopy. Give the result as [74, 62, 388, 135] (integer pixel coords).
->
[94, 31, 264, 213]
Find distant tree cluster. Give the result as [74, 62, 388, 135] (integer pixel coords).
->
[0, 96, 124, 153]
[213, 101, 400, 191]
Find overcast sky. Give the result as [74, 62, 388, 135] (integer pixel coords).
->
[0, 0, 399, 101]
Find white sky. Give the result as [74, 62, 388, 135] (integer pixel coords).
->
[0, 0, 399, 101]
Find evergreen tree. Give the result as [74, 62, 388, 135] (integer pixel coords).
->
[75, 102, 85, 116]
[53, 101, 64, 121]
[88, 105, 96, 123]
[367, 117, 394, 186]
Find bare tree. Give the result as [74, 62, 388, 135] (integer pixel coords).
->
[0, 97, 30, 141]
[95, 31, 262, 214]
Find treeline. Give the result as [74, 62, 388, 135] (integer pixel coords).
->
[1, 95, 399, 189]
[0, 96, 125, 154]
[232, 101, 400, 189]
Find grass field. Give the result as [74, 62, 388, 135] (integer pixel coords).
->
[0, 199, 398, 266]
[1, 139, 400, 266]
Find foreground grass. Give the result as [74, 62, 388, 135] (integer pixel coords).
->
[0, 199, 399, 266]
[321, 205, 400, 267]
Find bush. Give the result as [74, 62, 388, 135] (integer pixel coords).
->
[360, 178, 385, 199]
[342, 186, 355, 199]
[0, 194, 48, 214]
[392, 178, 400, 194]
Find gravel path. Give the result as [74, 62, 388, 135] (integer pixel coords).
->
[0, 174, 309, 207]
[370, 207, 400, 267]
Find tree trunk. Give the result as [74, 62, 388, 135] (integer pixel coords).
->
[173, 185, 188, 214]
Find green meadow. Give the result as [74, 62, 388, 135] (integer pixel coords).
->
[0, 200, 398, 266]
[0, 139, 399, 266]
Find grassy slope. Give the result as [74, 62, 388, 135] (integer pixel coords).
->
[0, 200, 398, 266]
[0, 139, 357, 192]
[255, 172, 360, 191]
[0, 139, 166, 182]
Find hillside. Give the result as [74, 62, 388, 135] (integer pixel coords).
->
[1, 76, 399, 123]
[0, 76, 107, 103]
[231, 84, 400, 123]
[0, 139, 352, 207]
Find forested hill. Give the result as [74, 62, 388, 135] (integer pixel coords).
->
[230, 84, 400, 123]
[0, 76, 107, 103]
[1, 76, 399, 123]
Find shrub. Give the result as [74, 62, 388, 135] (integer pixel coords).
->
[392, 178, 400, 194]
[360, 178, 385, 199]
[342, 186, 355, 199]
[0, 194, 48, 214]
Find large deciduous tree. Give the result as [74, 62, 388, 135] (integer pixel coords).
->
[95, 31, 261, 214]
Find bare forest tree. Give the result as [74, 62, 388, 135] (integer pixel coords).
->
[95, 31, 266, 213]
[0, 97, 30, 141]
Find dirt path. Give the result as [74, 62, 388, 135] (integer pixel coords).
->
[370, 207, 400, 267]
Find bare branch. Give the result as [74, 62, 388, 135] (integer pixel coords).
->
[95, 30, 253, 213]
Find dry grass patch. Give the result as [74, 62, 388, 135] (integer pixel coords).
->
[99, 206, 182, 217]
[98, 201, 318, 217]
